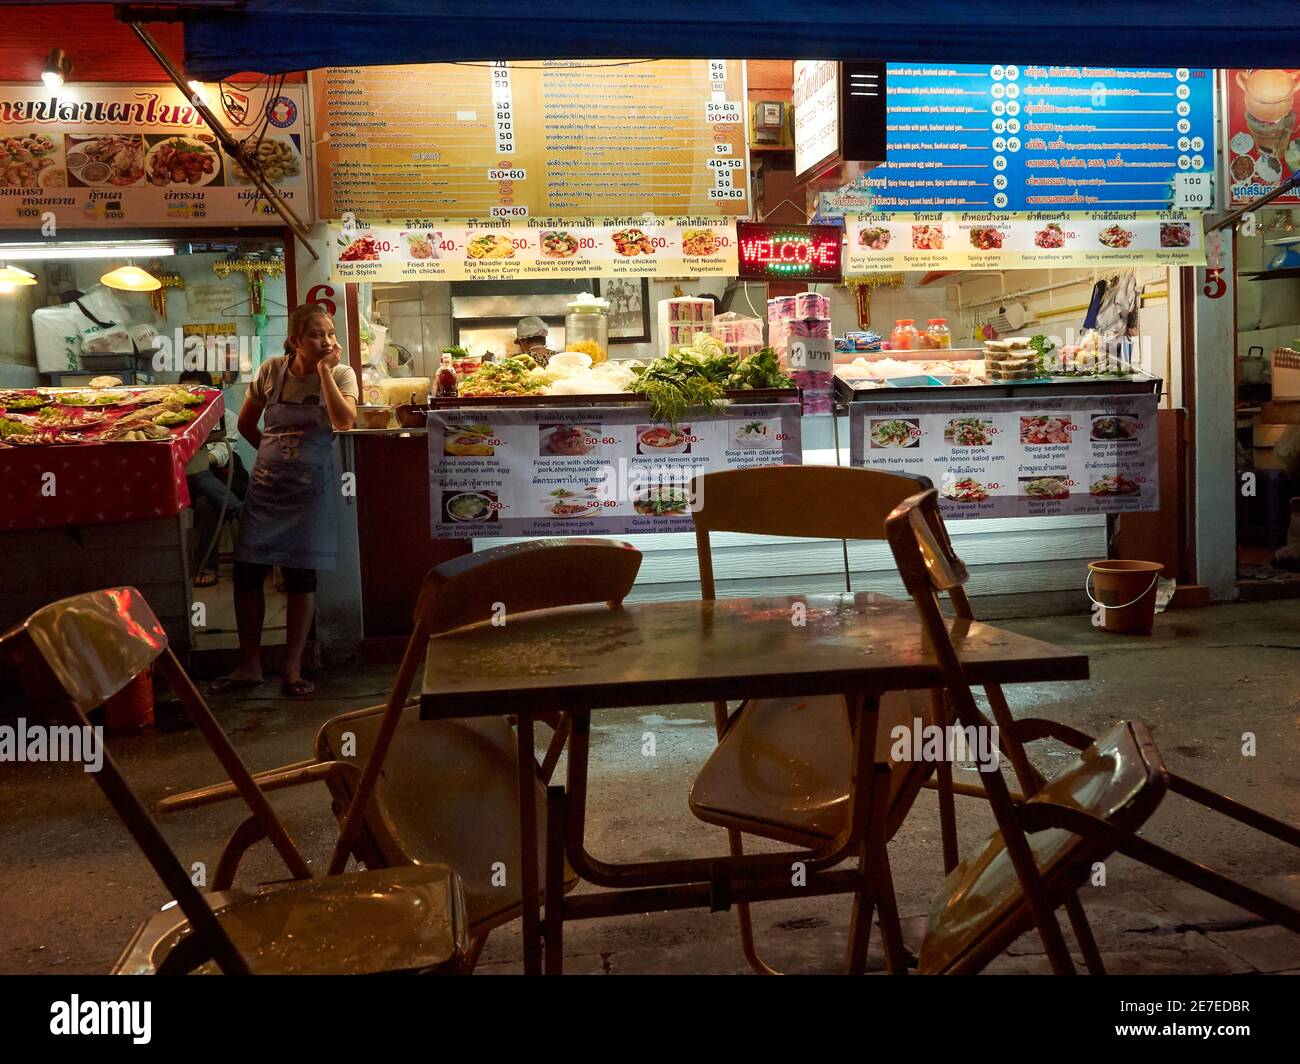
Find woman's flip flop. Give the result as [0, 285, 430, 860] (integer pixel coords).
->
[207, 676, 263, 696]
[281, 678, 316, 697]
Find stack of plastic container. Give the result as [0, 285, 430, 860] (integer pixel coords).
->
[709, 312, 764, 359]
[768, 293, 833, 414]
[657, 297, 715, 355]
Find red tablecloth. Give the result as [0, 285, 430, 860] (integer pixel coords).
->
[0, 390, 227, 531]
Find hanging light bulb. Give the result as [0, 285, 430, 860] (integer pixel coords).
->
[101, 263, 161, 292]
[0, 264, 38, 288]
[42, 49, 71, 89]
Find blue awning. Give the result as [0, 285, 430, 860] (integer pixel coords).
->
[177, 1, 1300, 80]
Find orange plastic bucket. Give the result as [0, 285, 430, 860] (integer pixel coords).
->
[103, 669, 155, 729]
[1086, 560, 1163, 635]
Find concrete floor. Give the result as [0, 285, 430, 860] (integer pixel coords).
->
[1, 599, 1298, 975]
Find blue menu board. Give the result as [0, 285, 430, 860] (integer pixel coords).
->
[863, 64, 1215, 212]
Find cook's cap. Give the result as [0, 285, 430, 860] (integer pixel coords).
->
[516, 315, 548, 340]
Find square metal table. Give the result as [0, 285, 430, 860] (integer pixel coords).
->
[421, 591, 1089, 974]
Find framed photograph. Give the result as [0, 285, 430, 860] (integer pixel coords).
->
[594, 277, 651, 344]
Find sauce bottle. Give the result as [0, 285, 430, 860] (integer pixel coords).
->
[926, 319, 952, 350]
[434, 353, 458, 398]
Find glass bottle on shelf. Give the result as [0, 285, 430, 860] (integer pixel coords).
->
[925, 318, 952, 350]
[565, 293, 610, 361]
[890, 319, 919, 350]
[434, 353, 458, 398]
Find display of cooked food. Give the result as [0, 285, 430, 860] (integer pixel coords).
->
[2, 429, 83, 447]
[101, 423, 171, 442]
[33, 407, 106, 430]
[870, 419, 920, 448]
[0, 391, 51, 411]
[1, 132, 59, 188]
[0, 416, 33, 439]
[681, 230, 722, 256]
[1091, 474, 1140, 496]
[231, 137, 300, 184]
[466, 233, 514, 260]
[1098, 224, 1134, 248]
[612, 228, 655, 256]
[459, 355, 548, 397]
[1020, 415, 1075, 445]
[1022, 476, 1070, 499]
[944, 477, 989, 502]
[1091, 415, 1140, 440]
[54, 391, 129, 406]
[912, 225, 945, 250]
[858, 226, 891, 250]
[67, 134, 146, 187]
[969, 226, 1004, 250]
[944, 417, 994, 447]
[540, 230, 579, 258]
[1159, 222, 1192, 248]
[1034, 223, 1066, 249]
[339, 235, 382, 262]
[153, 408, 197, 427]
[147, 137, 219, 186]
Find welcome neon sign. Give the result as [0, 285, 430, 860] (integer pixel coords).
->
[735, 222, 843, 283]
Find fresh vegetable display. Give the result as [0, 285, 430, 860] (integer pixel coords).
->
[629, 342, 791, 425]
[458, 355, 548, 397]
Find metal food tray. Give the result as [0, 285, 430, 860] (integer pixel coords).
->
[834, 374, 1162, 404]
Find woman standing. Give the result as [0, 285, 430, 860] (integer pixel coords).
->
[210, 305, 357, 696]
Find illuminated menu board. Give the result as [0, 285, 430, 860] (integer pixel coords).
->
[312, 60, 750, 220]
[862, 64, 1215, 211]
[736, 222, 843, 282]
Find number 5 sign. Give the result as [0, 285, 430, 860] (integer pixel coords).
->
[1202, 268, 1227, 300]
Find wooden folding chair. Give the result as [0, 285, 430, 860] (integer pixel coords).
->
[158, 538, 643, 971]
[688, 465, 944, 975]
[0, 588, 468, 975]
[884, 489, 1300, 974]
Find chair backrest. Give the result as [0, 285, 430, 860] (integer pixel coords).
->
[691, 466, 931, 599]
[0, 587, 167, 720]
[0, 587, 318, 975]
[885, 490, 1079, 967]
[325, 538, 643, 875]
[418, 537, 643, 635]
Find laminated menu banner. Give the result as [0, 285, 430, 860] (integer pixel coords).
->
[428, 403, 802, 539]
[849, 394, 1159, 520]
[845, 211, 1204, 275]
[331, 217, 738, 282]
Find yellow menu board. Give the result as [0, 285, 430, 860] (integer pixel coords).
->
[312, 60, 749, 220]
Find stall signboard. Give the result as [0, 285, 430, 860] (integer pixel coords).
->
[0, 83, 308, 228]
[1225, 69, 1300, 207]
[849, 393, 1159, 520]
[313, 60, 749, 221]
[428, 403, 802, 538]
[845, 211, 1204, 274]
[735, 221, 843, 282]
[860, 65, 1214, 212]
[331, 217, 738, 282]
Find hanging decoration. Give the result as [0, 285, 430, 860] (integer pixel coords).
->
[844, 275, 903, 329]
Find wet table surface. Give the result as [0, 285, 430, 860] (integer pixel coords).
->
[420, 592, 1090, 718]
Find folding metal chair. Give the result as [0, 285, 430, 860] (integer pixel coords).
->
[0, 588, 467, 975]
[687, 465, 943, 974]
[158, 538, 643, 971]
[884, 489, 1300, 974]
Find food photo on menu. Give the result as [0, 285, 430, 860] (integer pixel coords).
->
[540, 423, 600, 456]
[942, 475, 991, 503]
[442, 489, 498, 524]
[540, 486, 602, 519]
[442, 422, 495, 457]
[636, 424, 691, 455]
[1090, 413, 1141, 441]
[1020, 475, 1072, 501]
[870, 417, 921, 448]
[731, 419, 781, 450]
[944, 417, 995, 447]
[1020, 414, 1075, 445]
[1090, 473, 1141, 496]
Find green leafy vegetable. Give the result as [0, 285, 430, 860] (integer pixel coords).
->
[628, 345, 792, 424]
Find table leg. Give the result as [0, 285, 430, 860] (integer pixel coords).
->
[516, 711, 542, 975]
[844, 693, 882, 975]
[545, 785, 567, 976]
